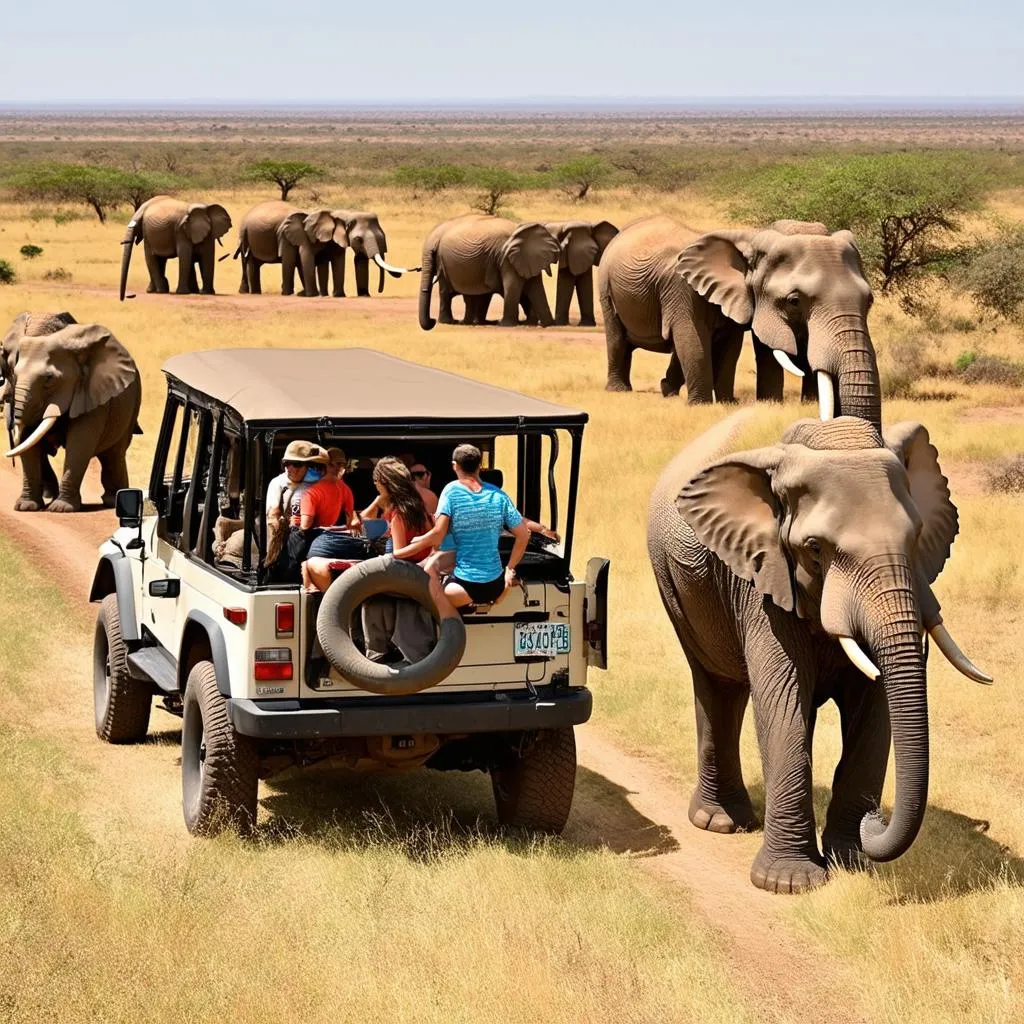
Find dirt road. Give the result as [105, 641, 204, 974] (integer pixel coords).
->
[0, 458, 864, 1024]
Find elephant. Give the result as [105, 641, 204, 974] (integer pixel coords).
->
[419, 215, 560, 329]
[119, 195, 231, 299]
[2, 313, 142, 513]
[600, 216, 880, 428]
[648, 411, 991, 893]
[234, 203, 415, 297]
[546, 220, 619, 326]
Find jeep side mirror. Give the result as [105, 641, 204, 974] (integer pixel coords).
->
[115, 488, 144, 527]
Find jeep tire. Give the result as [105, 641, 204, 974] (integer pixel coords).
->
[181, 660, 259, 836]
[93, 594, 151, 743]
[491, 727, 577, 834]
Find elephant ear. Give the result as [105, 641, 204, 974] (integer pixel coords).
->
[676, 230, 757, 325]
[503, 223, 560, 279]
[591, 221, 619, 263]
[676, 447, 795, 612]
[182, 205, 213, 245]
[278, 211, 308, 252]
[565, 228, 600, 277]
[884, 422, 959, 583]
[2, 313, 30, 365]
[206, 204, 232, 239]
[53, 324, 138, 419]
[304, 209, 336, 245]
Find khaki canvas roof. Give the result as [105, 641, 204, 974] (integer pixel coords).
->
[162, 348, 587, 426]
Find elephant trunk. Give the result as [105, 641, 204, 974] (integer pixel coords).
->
[810, 316, 881, 430]
[419, 245, 437, 331]
[119, 238, 134, 302]
[851, 557, 929, 863]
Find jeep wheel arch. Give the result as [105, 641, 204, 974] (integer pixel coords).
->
[316, 556, 466, 696]
[178, 610, 232, 697]
[89, 553, 140, 643]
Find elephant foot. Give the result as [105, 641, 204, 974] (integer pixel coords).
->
[175, 287, 192, 295]
[750, 845, 827, 895]
[357, 290, 370, 298]
[239, 284, 250, 294]
[821, 834, 871, 872]
[688, 790, 758, 834]
[578, 317, 597, 328]
[553, 317, 570, 327]
[14, 497, 44, 512]
[47, 497, 81, 514]
[606, 381, 632, 393]
[498, 317, 520, 327]
[660, 379, 681, 398]
[298, 291, 318, 298]
[146, 283, 157, 294]
[438, 315, 457, 326]
[201, 288, 215, 296]
[333, 291, 346, 298]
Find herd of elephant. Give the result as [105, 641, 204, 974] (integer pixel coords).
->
[2, 194, 995, 896]
[118, 196, 881, 419]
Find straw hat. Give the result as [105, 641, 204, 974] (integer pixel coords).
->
[282, 439, 329, 464]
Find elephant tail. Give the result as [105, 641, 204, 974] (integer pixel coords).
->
[118, 215, 142, 301]
[418, 239, 438, 331]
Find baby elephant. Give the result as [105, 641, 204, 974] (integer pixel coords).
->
[648, 412, 991, 893]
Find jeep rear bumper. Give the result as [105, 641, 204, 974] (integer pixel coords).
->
[226, 689, 593, 740]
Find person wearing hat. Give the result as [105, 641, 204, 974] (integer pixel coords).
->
[300, 447, 359, 533]
[266, 439, 330, 530]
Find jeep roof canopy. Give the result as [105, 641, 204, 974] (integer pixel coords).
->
[161, 348, 588, 429]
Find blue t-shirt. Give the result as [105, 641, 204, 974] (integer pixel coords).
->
[436, 480, 523, 583]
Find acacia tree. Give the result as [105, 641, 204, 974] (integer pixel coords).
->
[730, 154, 986, 295]
[246, 159, 323, 200]
[552, 156, 612, 202]
[468, 168, 523, 215]
[11, 164, 129, 223]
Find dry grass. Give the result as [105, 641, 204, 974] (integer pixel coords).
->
[1, 180, 1023, 1021]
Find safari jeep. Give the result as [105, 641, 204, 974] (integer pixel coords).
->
[89, 348, 608, 836]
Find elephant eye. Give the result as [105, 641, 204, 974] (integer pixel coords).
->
[806, 537, 821, 555]
[785, 291, 802, 308]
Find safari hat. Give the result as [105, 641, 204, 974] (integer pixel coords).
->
[282, 439, 329, 464]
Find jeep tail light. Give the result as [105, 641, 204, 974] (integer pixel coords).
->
[275, 602, 295, 638]
[254, 648, 293, 681]
[224, 607, 248, 627]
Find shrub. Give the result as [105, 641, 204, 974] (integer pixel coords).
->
[552, 156, 612, 202]
[245, 160, 322, 201]
[728, 153, 986, 295]
[394, 164, 466, 195]
[53, 208, 87, 225]
[0, 260, 16, 285]
[42, 267, 72, 282]
[19, 244, 43, 259]
[881, 338, 925, 399]
[468, 167, 523, 215]
[956, 354, 1024, 386]
[955, 350, 978, 372]
[987, 455, 1024, 494]
[952, 227, 1024, 322]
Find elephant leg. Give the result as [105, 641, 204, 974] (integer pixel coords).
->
[660, 350, 685, 397]
[248, 259, 262, 295]
[144, 243, 168, 293]
[354, 254, 370, 297]
[298, 245, 318, 297]
[576, 273, 596, 327]
[187, 261, 200, 294]
[331, 248, 346, 297]
[197, 240, 216, 294]
[49, 426, 95, 512]
[281, 247, 297, 296]
[499, 281, 523, 327]
[438, 278, 457, 325]
[801, 370, 819, 404]
[41, 452, 60, 502]
[554, 269, 575, 326]
[97, 446, 131, 508]
[753, 333, 784, 402]
[687, 658, 757, 834]
[821, 678, 891, 869]
[711, 323, 744, 403]
[316, 262, 330, 297]
[670, 320, 714, 405]
[174, 239, 195, 294]
[524, 276, 554, 327]
[14, 446, 46, 512]
[748, 661, 826, 893]
[520, 291, 537, 326]
[602, 293, 632, 391]
[239, 256, 250, 294]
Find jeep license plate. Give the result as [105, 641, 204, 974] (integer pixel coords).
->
[514, 622, 570, 658]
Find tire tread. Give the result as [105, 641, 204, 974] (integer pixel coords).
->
[95, 594, 151, 743]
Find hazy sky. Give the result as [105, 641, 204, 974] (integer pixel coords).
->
[5, 0, 1022, 104]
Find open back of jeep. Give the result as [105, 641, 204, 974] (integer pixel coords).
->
[90, 348, 608, 835]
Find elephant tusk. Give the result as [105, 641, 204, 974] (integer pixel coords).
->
[773, 350, 805, 377]
[839, 636, 880, 681]
[817, 371, 835, 421]
[5, 416, 58, 459]
[373, 253, 410, 277]
[929, 623, 993, 684]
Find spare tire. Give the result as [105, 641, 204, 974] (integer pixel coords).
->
[316, 555, 466, 695]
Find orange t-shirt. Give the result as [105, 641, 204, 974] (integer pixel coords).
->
[300, 478, 355, 529]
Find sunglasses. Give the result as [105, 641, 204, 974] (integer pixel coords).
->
[411, 469, 428, 479]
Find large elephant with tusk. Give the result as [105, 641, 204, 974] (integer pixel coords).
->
[2, 313, 141, 512]
[600, 216, 879, 426]
[648, 411, 990, 894]
[119, 195, 232, 300]
[235, 202, 416, 297]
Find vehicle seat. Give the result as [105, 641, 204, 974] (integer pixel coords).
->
[479, 469, 503, 488]
[345, 468, 377, 510]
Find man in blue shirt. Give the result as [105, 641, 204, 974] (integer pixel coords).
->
[393, 443, 530, 613]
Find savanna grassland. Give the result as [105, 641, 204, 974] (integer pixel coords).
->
[1, 111, 1023, 1023]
